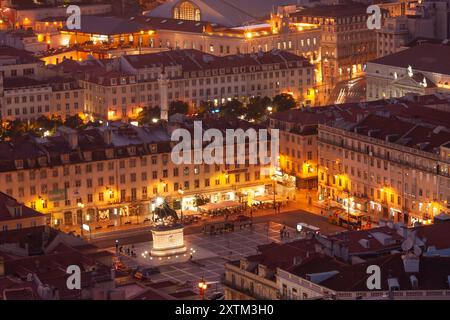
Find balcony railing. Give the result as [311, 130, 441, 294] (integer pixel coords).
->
[221, 279, 274, 300]
[318, 136, 450, 178]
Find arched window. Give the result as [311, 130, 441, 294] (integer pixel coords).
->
[173, 1, 201, 21]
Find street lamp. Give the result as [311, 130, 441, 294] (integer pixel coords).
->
[198, 277, 208, 300]
[178, 189, 184, 222]
[271, 174, 277, 213]
[77, 202, 85, 236]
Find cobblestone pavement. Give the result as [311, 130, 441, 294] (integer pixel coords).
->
[115, 221, 300, 295]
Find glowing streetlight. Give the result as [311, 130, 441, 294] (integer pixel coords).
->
[155, 197, 164, 206]
[198, 277, 208, 300]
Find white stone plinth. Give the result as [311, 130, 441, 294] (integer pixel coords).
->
[150, 224, 187, 257]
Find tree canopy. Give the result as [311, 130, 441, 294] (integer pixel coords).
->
[136, 107, 161, 125]
[272, 93, 297, 112]
[245, 96, 271, 121]
[169, 100, 189, 116]
[220, 99, 245, 118]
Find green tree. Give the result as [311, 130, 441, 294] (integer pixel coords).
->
[245, 96, 271, 122]
[169, 100, 189, 116]
[64, 114, 85, 129]
[272, 93, 296, 112]
[136, 107, 161, 125]
[5, 119, 28, 137]
[198, 100, 216, 117]
[220, 99, 245, 118]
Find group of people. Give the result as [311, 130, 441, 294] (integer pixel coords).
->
[206, 207, 246, 217]
[280, 225, 290, 239]
[117, 244, 137, 258]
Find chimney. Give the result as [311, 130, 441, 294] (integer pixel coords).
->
[409, 275, 418, 289]
[402, 254, 420, 273]
[102, 128, 113, 145]
[58, 126, 78, 150]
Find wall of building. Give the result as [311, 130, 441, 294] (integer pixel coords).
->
[318, 124, 450, 224]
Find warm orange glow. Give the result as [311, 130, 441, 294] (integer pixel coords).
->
[108, 110, 116, 120]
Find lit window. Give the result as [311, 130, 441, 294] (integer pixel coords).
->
[173, 1, 201, 21]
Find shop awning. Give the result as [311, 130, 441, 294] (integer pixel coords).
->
[198, 200, 244, 212]
[177, 209, 201, 216]
[253, 195, 286, 203]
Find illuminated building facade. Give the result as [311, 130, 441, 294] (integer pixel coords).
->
[0, 120, 274, 229]
[268, 110, 334, 188]
[318, 113, 450, 225]
[0, 46, 84, 121]
[1, 76, 83, 121]
[290, 4, 384, 88]
[366, 44, 450, 101]
[56, 15, 321, 62]
[53, 49, 315, 120]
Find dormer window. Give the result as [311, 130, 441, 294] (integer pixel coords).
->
[38, 156, 47, 167]
[83, 151, 92, 161]
[27, 159, 35, 168]
[110, 78, 117, 85]
[150, 144, 157, 153]
[61, 153, 70, 164]
[105, 148, 114, 159]
[14, 159, 24, 169]
[127, 146, 136, 155]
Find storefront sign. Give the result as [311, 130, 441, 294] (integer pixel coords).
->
[48, 189, 66, 201]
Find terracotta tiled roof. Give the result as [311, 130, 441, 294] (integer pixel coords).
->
[0, 192, 45, 222]
[414, 222, 450, 250]
[369, 44, 450, 75]
[286, 253, 450, 291]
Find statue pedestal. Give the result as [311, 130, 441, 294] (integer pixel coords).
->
[151, 224, 187, 257]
